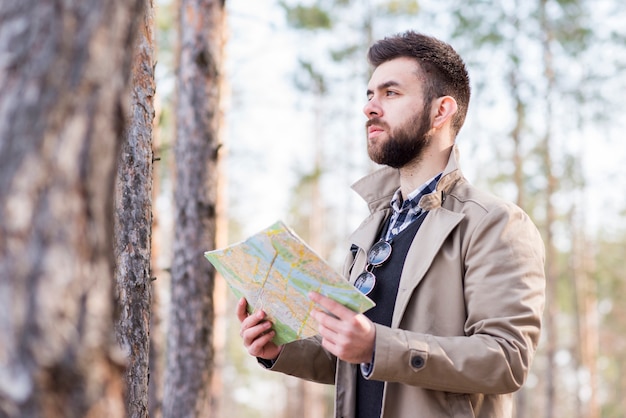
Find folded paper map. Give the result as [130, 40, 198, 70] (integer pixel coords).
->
[204, 221, 375, 345]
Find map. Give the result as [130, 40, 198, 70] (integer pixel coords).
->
[204, 221, 375, 346]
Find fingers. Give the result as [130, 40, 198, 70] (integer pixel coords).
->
[235, 297, 282, 360]
[236, 298, 267, 347]
[236, 297, 249, 322]
[309, 291, 376, 364]
[315, 317, 341, 347]
[309, 291, 352, 319]
[240, 310, 269, 338]
[242, 313, 272, 345]
[238, 307, 269, 343]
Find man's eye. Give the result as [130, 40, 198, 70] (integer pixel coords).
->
[386, 90, 397, 96]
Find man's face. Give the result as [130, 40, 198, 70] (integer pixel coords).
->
[363, 57, 433, 168]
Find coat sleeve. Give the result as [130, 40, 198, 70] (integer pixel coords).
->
[262, 335, 337, 385]
[367, 203, 546, 394]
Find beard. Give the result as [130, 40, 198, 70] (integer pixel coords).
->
[366, 109, 432, 169]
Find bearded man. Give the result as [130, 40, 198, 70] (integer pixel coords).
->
[237, 31, 546, 418]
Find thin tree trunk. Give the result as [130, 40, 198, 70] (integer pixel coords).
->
[210, 114, 229, 418]
[148, 97, 166, 418]
[509, 70, 526, 211]
[507, 6, 527, 416]
[114, 0, 156, 416]
[162, 0, 226, 416]
[286, 89, 332, 418]
[621, 360, 626, 416]
[571, 219, 600, 418]
[0, 0, 143, 416]
[539, 1, 558, 416]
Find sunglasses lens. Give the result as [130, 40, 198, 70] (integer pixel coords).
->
[355, 271, 376, 295]
[367, 240, 392, 266]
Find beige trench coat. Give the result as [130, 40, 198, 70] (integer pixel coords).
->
[268, 146, 546, 418]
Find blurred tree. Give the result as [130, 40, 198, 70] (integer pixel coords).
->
[444, 0, 625, 417]
[595, 228, 626, 417]
[162, 0, 226, 417]
[0, 0, 144, 416]
[538, 2, 560, 415]
[568, 206, 600, 418]
[114, 0, 156, 417]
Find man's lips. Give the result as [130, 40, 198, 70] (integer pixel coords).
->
[367, 125, 385, 139]
[366, 119, 388, 139]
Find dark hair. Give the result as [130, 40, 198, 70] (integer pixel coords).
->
[367, 31, 471, 137]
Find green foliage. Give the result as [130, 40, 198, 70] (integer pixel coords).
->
[595, 236, 626, 300]
[286, 165, 324, 241]
[551, 0, 593, 55]
[279, 1, 333, 30]
[330, 44, 360, 62]
[380, 0, 420, 15]
[293, 59, 327, 94]
[450, 7, 506, 46]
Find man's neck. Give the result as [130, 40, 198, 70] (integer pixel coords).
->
[398, 144, 453, 198]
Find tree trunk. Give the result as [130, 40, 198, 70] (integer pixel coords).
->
[506, 5, 527, 416]
[162, 0, 226, 416]
[539, 1, 558, 416]
[0, 0, 143, 417]
[114, 0, 156, 417]
[571, 220, 600, 418]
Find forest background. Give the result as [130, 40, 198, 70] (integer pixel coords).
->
[1, 0, 625, 417]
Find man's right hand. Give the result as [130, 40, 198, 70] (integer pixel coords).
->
[236, 297, 283, 361]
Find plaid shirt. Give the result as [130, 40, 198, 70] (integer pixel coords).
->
[384, 172, 442, 242]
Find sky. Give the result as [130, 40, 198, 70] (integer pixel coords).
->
[224, 1, 318, 235]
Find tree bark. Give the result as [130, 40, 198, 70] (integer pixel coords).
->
[162, 0, 226, 416]
[114, 0, 156, 417]
[0, 0, 143, 417]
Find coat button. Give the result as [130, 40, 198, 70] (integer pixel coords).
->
[411, 355, 425, 369]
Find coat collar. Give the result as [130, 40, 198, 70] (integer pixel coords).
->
[351, 145, 463, 214]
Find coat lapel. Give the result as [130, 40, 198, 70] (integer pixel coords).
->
[391, 207, 464, 328]
[347, 210, 391, 282]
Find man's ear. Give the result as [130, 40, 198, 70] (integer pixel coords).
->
[431, 96, 458, 129]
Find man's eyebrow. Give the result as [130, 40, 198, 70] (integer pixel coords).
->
[366, 80, 401, 96]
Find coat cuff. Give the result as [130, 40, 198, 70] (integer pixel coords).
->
[367, 324, 429, 381]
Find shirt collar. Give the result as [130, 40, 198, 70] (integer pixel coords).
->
[389, 172, 443, 215]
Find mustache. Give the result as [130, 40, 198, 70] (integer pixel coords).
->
[365, 118, 389, 129]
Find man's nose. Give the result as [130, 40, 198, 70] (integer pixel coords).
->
[363, 97, 382, 118]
